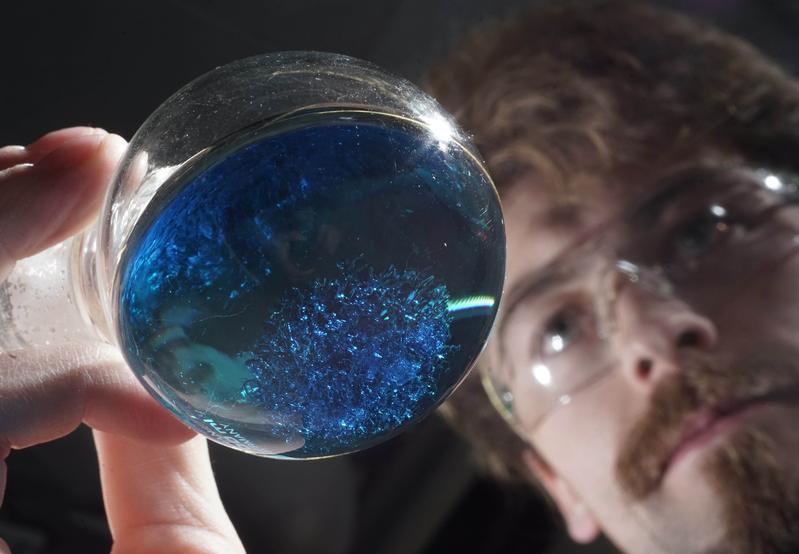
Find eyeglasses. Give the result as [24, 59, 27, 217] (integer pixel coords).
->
[481, 166, 799, 432]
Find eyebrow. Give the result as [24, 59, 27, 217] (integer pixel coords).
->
[631, 167, 721, 226]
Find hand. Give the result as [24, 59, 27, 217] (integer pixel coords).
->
[0, 128, 246, 554]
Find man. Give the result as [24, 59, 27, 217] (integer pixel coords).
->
[427, 2, 799, 553]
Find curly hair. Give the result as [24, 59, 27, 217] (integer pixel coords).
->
[424, 0, 799, 485]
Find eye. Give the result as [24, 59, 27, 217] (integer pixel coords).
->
[670, 205, 733, 260]
[537, 305, 592, 358]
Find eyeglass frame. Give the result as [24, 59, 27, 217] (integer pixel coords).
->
[481, 164, 799, 433]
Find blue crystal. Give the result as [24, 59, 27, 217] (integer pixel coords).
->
[117, 108, 505, 458]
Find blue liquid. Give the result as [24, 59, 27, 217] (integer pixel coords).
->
[118, 108, 505, 458]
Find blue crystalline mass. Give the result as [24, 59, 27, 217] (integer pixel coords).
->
[118, 108, 504, 458]
[243, 263, 455, 456]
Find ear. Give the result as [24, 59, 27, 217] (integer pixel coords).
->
[523, 449, 600, 544]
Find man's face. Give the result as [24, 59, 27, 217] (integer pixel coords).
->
[490, 155, 799, 553]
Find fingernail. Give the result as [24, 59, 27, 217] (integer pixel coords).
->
[0, 145, 29, 170]
[36, 132, 108, 173]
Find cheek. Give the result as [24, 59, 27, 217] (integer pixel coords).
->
[761, 263, 799, 331]
[715, 257, 799, 345]
[530, 372, 638, 498]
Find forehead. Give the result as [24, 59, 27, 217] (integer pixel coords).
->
[502, 177, 613, 288]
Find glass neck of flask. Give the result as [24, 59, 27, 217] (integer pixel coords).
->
[0, 222, 113, 351]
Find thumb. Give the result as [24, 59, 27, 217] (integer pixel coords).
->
[0, 128, 127, 279]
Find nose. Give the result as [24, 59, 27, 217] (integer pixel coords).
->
[609, 271, 718, 391]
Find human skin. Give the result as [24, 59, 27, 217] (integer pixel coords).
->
[0, 127, 245, 554]
[489, 150, 799, 553]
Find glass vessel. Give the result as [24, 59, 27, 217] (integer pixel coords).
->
[0, 52, 505, 458]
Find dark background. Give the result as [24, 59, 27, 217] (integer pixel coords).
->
[1, 1, 797, 553]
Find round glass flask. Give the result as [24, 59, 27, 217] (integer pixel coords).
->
[0, 52, 506, 458]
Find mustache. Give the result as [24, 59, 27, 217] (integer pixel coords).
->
[615, 344, 799, 501]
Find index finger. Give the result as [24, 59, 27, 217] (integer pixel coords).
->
[0, 342, 194, 453]
[0, 342, 196, 550]
[0, 343, 243, 554]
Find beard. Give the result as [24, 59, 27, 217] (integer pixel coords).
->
[703, 427, 799, 554]
[615, 344, 799, 554]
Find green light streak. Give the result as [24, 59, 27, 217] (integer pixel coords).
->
[447, 295, 496, 313]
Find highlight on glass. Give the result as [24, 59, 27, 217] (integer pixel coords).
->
[0, 52, 506, 458]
